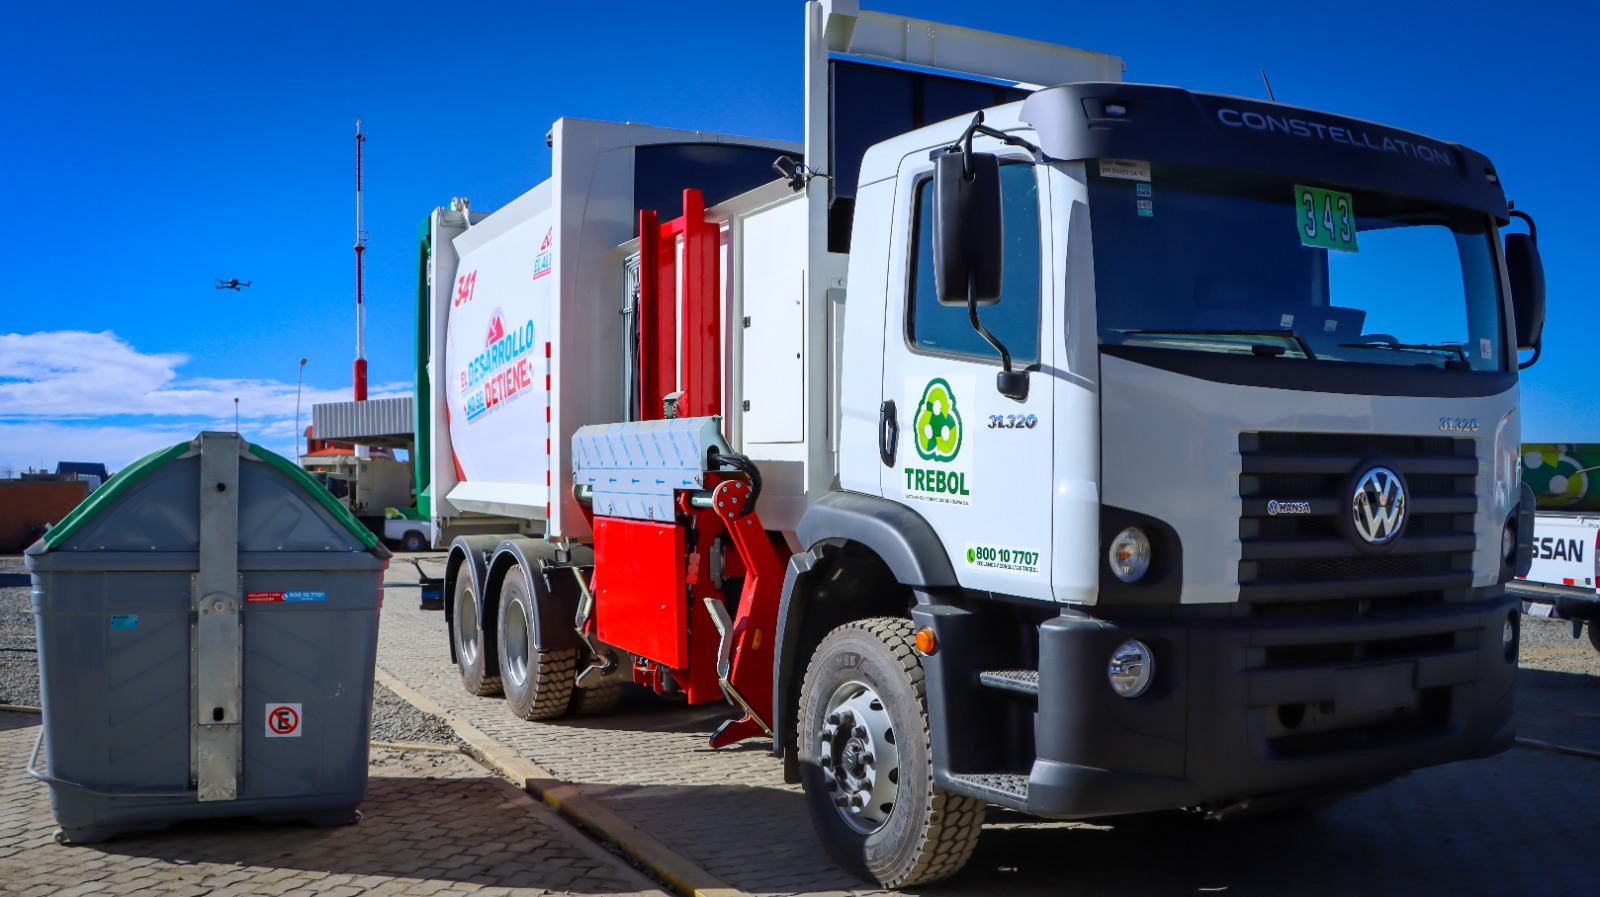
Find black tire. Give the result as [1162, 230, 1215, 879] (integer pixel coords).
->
[797, 617, 984, 888]
[401, 530, 428, 552]
[497, 563, 577, 720]
[1589, 623, 1600, 655]
[568, 677, 623, 716]
[452, 570, 501, 697]
[568, 648, 629, 716]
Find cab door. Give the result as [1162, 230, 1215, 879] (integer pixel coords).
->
[879, 147, 1055, 600]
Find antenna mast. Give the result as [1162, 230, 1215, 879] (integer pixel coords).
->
[353, 118, 368, 401]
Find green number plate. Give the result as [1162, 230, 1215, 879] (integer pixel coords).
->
[1295, 185, 1358, 252]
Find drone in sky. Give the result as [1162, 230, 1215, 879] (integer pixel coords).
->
[214, 279, 253, 291]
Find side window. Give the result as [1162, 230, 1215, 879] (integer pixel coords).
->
[907, 163, 1041, 364]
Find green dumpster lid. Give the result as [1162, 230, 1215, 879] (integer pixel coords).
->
[34, 436, 385, 554]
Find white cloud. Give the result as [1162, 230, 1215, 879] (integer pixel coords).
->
[0, 331, 409, 472]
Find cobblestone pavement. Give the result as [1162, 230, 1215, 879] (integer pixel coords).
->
[378, 557, 1600, 897]
[0, 712, 667, 897]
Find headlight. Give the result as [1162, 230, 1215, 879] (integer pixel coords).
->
[1108, 527, 1152, 583]
[1108, 639, 1155, 698]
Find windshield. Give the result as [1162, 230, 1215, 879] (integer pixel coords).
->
[1087, 162, 1505, 372]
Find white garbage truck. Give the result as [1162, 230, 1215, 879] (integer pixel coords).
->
[412, 1, 1547, 885]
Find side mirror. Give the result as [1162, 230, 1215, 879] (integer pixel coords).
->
[1505, 212, 1545, 368]
[933, 151, 1003, 306]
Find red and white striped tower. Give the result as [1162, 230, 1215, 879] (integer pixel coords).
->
[353, 118, 369, 401]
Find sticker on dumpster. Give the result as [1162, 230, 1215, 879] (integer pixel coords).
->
[265, 703, 302, 737]
[246, 591, 327, 603]
[109, 614, 139, 631]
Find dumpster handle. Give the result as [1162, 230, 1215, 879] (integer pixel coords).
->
[26, 729, 194, 799]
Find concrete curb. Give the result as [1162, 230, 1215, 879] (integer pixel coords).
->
[1515, 736, 1600, 762]
[368, 739, 465, 754]
[375, 669, 751, 897]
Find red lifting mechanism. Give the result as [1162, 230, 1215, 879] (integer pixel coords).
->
[579, 189, 784, 748]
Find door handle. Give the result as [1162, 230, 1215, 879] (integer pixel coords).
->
[879, 400, 898, 467]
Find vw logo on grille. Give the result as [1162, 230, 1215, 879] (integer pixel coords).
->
[1351, 466, 1407, 545]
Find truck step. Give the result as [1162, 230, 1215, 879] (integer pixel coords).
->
[946, 772, 1030, 807]
[978, 669, 1039, 696]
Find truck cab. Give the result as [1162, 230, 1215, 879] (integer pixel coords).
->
[792, 80, 1544, 838]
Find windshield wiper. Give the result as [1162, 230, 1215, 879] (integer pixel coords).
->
[1338, 340, 1471, 368]
[1125, 329, 1317, 360]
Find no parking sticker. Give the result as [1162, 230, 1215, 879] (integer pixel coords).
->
[265, 703, 302, 738]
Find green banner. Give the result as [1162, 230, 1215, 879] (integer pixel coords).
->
[1522, 443, 1600, 512]
[1295, 185, 1359, 253]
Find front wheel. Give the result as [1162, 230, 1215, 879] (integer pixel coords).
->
[1589, 623, 1600, 655]
[401, 530, 428, 552]
[798, 617, 984, 888]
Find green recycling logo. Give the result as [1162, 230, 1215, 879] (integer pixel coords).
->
[913, 378, 962, 462]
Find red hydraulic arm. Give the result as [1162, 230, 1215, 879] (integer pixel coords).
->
[680, 476, 788, 748]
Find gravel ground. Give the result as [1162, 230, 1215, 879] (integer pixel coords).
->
[1521, 613, 1600, 675]
[0, 555, 462, 746]
[370, 680, 466, 747]
[0, 555, 39, 708]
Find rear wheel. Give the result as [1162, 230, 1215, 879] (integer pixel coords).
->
[1589, 623, 1600, 655]
[401, 530, 428, 552]
[798, 617, 984, 888]
[497, 563, 577, 720]
[452, 572, 500, 696]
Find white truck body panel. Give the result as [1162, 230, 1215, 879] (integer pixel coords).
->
[445, 181, 555, 515]
[426, 119, 800, 540]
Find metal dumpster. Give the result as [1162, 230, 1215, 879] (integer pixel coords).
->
[23, 431, 391, 843]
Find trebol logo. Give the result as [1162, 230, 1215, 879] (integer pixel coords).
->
[903, 377, 971, 506]
[913, 378, 962, 462]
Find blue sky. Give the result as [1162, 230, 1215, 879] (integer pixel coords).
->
[2, 0, 1596, 473]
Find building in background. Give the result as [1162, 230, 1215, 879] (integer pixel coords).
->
[0, 468, 99, 551]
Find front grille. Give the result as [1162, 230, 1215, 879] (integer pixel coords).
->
[1239, 431, 1478, 603]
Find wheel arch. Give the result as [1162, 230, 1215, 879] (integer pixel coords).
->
[444, 534, 503, 665]
[487, 537, 583, 654]
[773, 492, 960, 782]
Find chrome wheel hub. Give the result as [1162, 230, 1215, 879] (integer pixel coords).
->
[455, 587, 479, 666]
[503, 598, 530, 686]
[818, 681, 900, 833]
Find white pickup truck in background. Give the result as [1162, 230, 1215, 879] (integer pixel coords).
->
[382, 508, 435, 552]
[1513, 512, 1600, 654]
